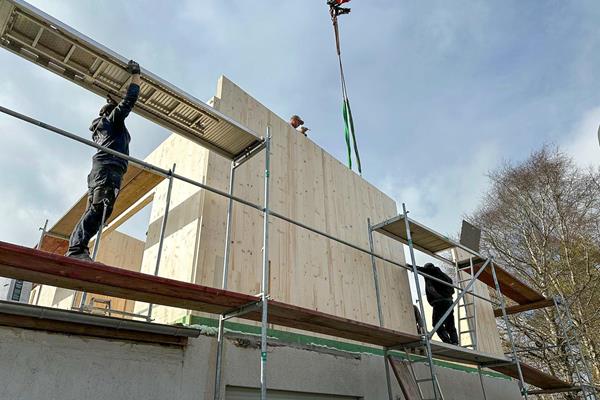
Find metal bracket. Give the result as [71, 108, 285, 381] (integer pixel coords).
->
[222, 300, 263, 321]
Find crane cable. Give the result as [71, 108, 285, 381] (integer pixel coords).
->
[329, 1, 362, 174]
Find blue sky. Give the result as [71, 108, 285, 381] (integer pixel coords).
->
[0, 0, 599, 248]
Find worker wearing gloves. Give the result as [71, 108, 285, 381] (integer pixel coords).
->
[409, 262, 459, 345]
[66, 60, 141, 261]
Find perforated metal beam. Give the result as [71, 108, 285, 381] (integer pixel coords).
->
[0, 0, 262, 159]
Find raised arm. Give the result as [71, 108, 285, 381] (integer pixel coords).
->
[109, 60, 141, 123]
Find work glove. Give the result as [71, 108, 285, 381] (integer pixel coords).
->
[127, 60, 140, 75]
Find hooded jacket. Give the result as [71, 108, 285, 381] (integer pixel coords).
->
[90, 83, 140, 173]
[415, 263, 455, 305]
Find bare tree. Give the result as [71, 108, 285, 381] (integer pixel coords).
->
[468, 147, 600, 400]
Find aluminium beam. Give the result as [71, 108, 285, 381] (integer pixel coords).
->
[0, 0, 262, 159]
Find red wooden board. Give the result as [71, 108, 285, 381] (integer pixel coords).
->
[0, 241, 571, 390]
[492, 362, 572, 390]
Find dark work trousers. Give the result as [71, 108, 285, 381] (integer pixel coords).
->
[432, 299, 458, 345]
[67, 164, 123, 256]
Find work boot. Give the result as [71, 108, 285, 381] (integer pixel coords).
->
[66, 250, 93, 263]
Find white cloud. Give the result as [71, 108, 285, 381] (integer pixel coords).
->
[564, 107, 600, 168]
[378, 141, 501, 237]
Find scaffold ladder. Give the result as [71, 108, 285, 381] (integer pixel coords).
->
[553, 296, 598, 400]
[455, 254, 478, 350]
[402, 203, 444, 400]
[388, 352, 445, 400]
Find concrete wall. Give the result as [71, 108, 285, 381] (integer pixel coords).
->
[0, 325, 521, 400]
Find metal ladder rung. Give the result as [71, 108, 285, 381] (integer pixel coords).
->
[460, 329, 476, 334]
[459, 302, 474, 307]
[459, 316, 474, 321]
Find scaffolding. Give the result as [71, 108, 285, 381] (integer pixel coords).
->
[0, 102, 585, 399]
[0, 0, 593, 399]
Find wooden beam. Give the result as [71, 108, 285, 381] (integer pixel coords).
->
[0, 312, 188, 346]
[528, 387, 582, 395]
[494, 299, 555, 317]
[102, 190, 155, 237]
[0, 241, 253, 315]
[491, 362, 573, 390]
[48, 165, 164, 239]
[460, 260, 546, 305]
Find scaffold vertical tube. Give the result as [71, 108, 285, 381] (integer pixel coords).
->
[470, 256, 478, 350]
[490, 261, 528, 399]
[477, 365, 488, 400]
[37, 219, 48, 250]
[402, 203, 440, 400]
[148, 163, 176, 319]
[367, 218, 393, 400]
[214, 160, 236, 400]
[553, 297, 597, 399]
[260, 127, 272, 400]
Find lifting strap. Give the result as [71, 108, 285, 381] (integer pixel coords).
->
[329, 1, 362, 174]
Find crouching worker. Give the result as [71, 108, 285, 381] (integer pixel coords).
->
[66, 60, 141, 261]
[409, 262, 458, 345]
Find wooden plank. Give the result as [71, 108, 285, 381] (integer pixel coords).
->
[48, 165, 164, 238]
[463, 260, 545, 305]
[102, 190, 155, 238]
[388, 356, 422, 400]
[376, 217, 456, 254]
[494, 299, 555, 317]
[0, 241, 416, 346]
[0, 241, 253, 315]
[0, 312, 188, 346]
[491, 362, 572, 390]
[428, 341, 507, 365]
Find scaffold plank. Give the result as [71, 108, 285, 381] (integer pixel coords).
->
[460, 258, 545, 305]
[0, 0, 262, 159]
[491, 363, 573, 391]
[373, 215, 549, 308]
[0, 241, 572, 390]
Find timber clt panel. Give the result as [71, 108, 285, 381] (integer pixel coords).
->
[0, 0, 262, 159]
[0, 241, 572, 390]
[45, 164, 163, 241]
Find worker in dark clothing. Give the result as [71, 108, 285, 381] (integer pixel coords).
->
[410, 262, 458, 345]
[413, 304, 425, 335]
[66, 60, 141, 261]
